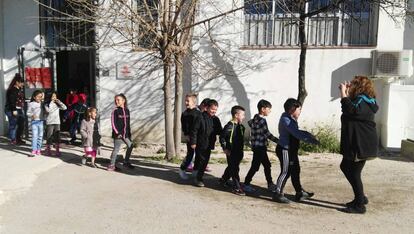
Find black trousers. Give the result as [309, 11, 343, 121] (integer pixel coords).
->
[194, 148, 212, 181]
[244, 146, 273, 185]
[340, 158, 366, 205]
[180, 142, 195, 170]
[221, 150, 243, 189]
[16, 109, 25, 141]
[275, 145, 302, 194]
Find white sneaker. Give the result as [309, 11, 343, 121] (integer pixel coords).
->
[81, 156, 87, 165]
[179, 168, 189, 180]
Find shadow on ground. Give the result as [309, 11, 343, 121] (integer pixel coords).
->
[0, 136, 346, 211]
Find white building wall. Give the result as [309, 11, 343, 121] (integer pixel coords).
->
[0, 0, 41, 135]
[98, 47, 166, 142]
[191, 1, 413, 137]
[1, 0, 413, 144]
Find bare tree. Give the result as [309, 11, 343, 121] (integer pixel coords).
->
[269, 0, 410, 104]
[36, 0, 409, 159]
[36, 0, 266, 160]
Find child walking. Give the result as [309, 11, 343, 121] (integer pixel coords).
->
[44, 92, 67, 156]
[272, 98, 319, 204]
[108, 94, 135, 171]
[179, 93, 202, 180]
[27, 90, 45, 157]
[192, 99, 221, 187]
[80, 108, 101, 168]
[219, 105, 246, 195]
[243, 99, 279, 193]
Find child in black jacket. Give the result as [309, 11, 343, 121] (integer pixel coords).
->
[108, 94, 135, 171]
[179, 93, 202, 180]
[219, 106, 246, 195]
[191, 99, 222, 187]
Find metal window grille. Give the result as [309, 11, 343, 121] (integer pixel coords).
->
[39, 0, 95, 48]
[133, 0, 159, 49]
[243, 0, 378, 47]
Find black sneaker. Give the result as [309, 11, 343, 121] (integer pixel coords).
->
[346, 196, 369, 207]
[295, 190, 314, 201]
[272, 192, 291, 204]
[219, 178, 233, 188]
[340, 204, 366, 214]
[123, 162, 135, 169]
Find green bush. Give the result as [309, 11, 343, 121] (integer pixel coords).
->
[300, 125, 340, 154]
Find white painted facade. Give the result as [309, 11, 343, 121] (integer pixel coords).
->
[1, 0, 413, 146]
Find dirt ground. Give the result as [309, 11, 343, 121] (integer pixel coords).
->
[0, 139, 413, 234]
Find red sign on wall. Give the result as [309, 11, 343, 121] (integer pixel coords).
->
[25, 67, 52, 89]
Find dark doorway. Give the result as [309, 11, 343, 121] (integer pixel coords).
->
[55, 50, 96, 107]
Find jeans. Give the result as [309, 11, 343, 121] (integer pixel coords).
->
[31, 120, 44, 151]
[69, 118, 80, 141]
[5, 111, 17, 141]
[110, 138, 133, 165]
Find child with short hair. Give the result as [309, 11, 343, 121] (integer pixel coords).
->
[243, 99, 279, 193]
[44, 91, 67, 156]
[80, 107, 101, 167]
[192, 99, 222, 187]
[27, 90, 45, 157]
[179, 93, 202, 180]
[108, 94, 135, 171]
[272, 98, 319, 204]
[219, 105, 246, 195]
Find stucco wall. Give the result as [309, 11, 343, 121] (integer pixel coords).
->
[1, 0, 413, 144]
[0, 0, 41, 135]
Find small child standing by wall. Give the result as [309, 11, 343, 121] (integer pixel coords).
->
[27, 90, 45, 157]
[80, 108, 101, 168]
[219, 105, 246, 195]
[44, 91, 67, 156]
[108, 94, 135, 171]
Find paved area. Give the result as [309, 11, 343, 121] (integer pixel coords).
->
[0, 138, 413, 233]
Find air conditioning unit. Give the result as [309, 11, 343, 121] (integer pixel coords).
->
[372, 50, 413, 77]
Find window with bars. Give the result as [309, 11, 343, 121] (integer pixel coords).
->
[39, 0, 95, 48]
[243, 0, 379, 48]
[133, 0, 159, 49]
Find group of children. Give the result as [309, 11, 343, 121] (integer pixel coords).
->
[24, 89, 134, 171]
[179, 93, 320, 203]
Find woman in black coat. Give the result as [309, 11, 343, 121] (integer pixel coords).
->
[5, 74, 25, 144]
[339, 76, 379, 214]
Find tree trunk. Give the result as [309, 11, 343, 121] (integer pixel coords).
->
[297, 12, 308, 105]
[173, 54, 184, 157]
[163, 56, 176, 160]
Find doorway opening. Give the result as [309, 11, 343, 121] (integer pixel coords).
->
[55, 50, 96, 107]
